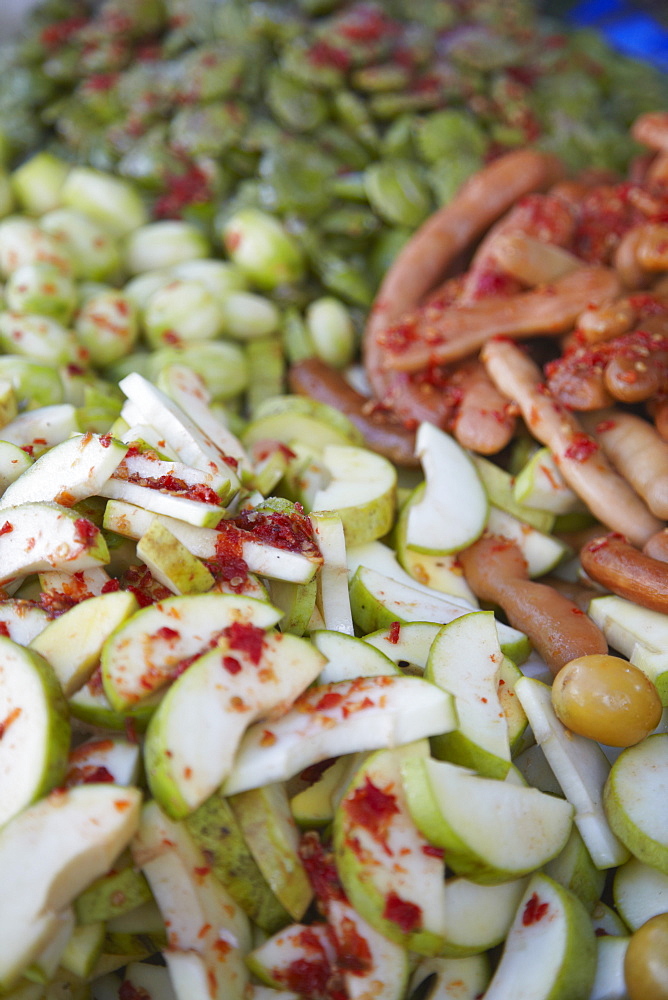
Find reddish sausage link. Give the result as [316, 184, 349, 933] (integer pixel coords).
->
[581, 533, 668, 614]
[459, 534, 608, 675]
[287, 358, 418, 467]
[364, 149, 565, 400]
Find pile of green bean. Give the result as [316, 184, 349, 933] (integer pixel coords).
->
[0, 0, 666, 426]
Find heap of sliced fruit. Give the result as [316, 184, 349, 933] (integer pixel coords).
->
[0, 336, 666, 1000]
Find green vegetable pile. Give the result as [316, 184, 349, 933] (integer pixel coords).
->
[2, 0, 668, 320]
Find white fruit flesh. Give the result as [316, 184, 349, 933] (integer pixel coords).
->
[0, 637, 70, 827]
[223, 675, 457, 795]
[0, 433, 127, 510]
[101, 592, 282, 710]
[406, 423, 488, 555]
[310, 511, 354, 635]
[482, 873, 597, 1000]
[310, 444, 397, 548]
[30, 590, 139, 696]
[402, 757, 573, 883]
[613, 856, 668, 931]
[0, 784, 141, 991]
[604, 733, 668, 875]
[144, 631, 325, 817]
[0, 502, 109, 585]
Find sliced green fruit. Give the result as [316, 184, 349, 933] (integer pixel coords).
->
[334, 742, 448, 955]
[486, 506, 570, 578]
[439, 877, 529, 958]
[0, 637, 70, 827]
[308, 444, 397, 548]
[75, 851, 153, 925]
[312, 628, 399, 684]
[613, 856, 668, 932]
[223, 674, 457, 796]
[409, 954, 491, 1000]
[0, 432, 127, 510]
[401, 757, 573, 884]
[543, 827, 606, 914]
[136, 519, 215, 595]
[513, 446, 585, 515]
[132, 800, 251, 1000]
[349, 564, 530, 664]
[0, 502, 109, 586]
[481, 873, 597, 1000]
[229, 783, 313, 922]
[29, 589, 139, 696]
[310, 510, 354, 635]
[405, 423, 487, 555]
[144, 629, 325, 818]
[290, 754, 365, 828]
[242, 394, 364, 452]
[185, 789, 292, 933]
[472, 454, 555, 532]
[604, 733, 668, 876]
[60, 921, 106, 980]
[426, 611, 511, 778]
[101, 592, 282, 711]
[0, 783, 141, 992]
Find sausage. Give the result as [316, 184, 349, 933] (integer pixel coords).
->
[287, 358, 418, 467]
[459, 534, 608, 675]
[581, 533, 668, 614]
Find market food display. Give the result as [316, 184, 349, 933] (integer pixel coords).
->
[1, 2, 668, 1000]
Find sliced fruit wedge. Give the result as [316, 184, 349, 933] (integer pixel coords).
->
[481, 872, 597, 1000]
[101, 592, 282, 711]
[0, 502, 109, 585]
[405, 422, 488, 555]
[604, 733, 668, 876]
[144, 629, 325, 818]
[401, 756, 573, 884]
[0, 783, 141, 992]
[223, 675, 457, 796]
[0, 637, 70, 827]
[0, 432, 127, 510]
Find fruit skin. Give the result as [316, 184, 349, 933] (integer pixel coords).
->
[482, 872, 597, 1000]
[624, 912, 668, 1000]
[603, 733, 668, 876]
[551, 654, 663, 748]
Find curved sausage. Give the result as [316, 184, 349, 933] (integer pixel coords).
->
[581, 533, 668, 614]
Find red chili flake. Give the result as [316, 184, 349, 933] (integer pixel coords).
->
[0, 623, 9, 637]
[155, 626, 180, 641]
[275, 957, 330, 998]
[522, 892, 550, 925]
[344, 777, 399, 851]
[154, 164, 214, 220]
[65, 764, 115, 786]
[40, 15, 87, 49]
[234, 507, 320, 559]
[421, 844, 445, 859]
[387, 621, 401, 644]
[114, 798, 132, 812]
[335, 916, 372, 973]
[308, 40, 351, 70]
[223, 655, 242, 674]
[20, 445, 34, 456]
[314, 691, 344, 712]
[0, 522, 13, 535]
[223, 621, 265, 664]
[260, 729, 276, 747]
[383, 891, 422, 933]
[74, 518, 100, 545]
[101, 579, 121, 593]
[33, 438, 47, 446]
[0, 706, 22, 740]
[563, 432, 599, 463]
[194, 867, 211, 879]
[299, 830, 346, 905]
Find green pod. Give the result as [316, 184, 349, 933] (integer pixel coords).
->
[364, 160, 432, 228]
[0, 311, 82, 367]
[142, 279, 225, 348]
[427, 154, 484, 206]
[309, 247, 374, 307]
[124, 220, 210, 276]
[368, 89, 445, 119]
[333, 90, 380, 150]
[266, 67, 329, 133]
[169, 101, 248, 158]
[220, 292, 281, 340]
[40, 207, 122, 283]
[10, 152, 70, 217]
[319, 205, 380, 239]
[5, 262, 78, 325]
[60, 167, 148, 238]
[0, 217, 73, 279]
[257, 142, 338, 218]
[147, 340, 249, 401]
[314, 124, 373, 172]
[279, 38, 346, 91]
[174, 42, 246, 102]
[220, 208, 305, 291]
[305, 295, 356, 369]
[352, 62, 413, 93]
[75, 290, 140, 367]
[0, 355, 64, 409]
